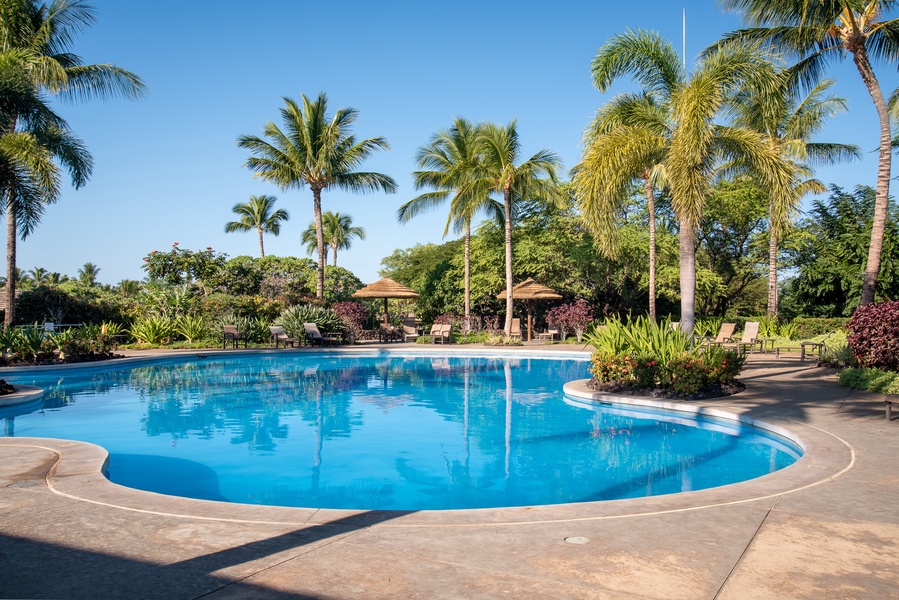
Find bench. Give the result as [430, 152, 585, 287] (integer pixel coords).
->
[886, 395, 898, 421]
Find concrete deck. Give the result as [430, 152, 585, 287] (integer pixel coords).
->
[1, 349, 897, 599]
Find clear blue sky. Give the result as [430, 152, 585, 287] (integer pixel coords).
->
[7, 0, 896, 285]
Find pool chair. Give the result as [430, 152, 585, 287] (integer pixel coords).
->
[269, 325, 300, 348]
[303, 322, 339, 347]
[719, 321, 761, 354]
[401, 323, 420, 342]
[509, 318, 522, 340]
[223, 325, 247, 349]
[536, 327, 559, 342]
[705, 322, 737, 346]
[429, 323, 451, 344]
[379, 324, 402, 343]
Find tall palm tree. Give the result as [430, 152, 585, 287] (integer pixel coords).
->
[574, 90, 672, 321]
[77, 261, 99, 286]
[321, 211, 364, 266]
[237, 92, 397, 299]
[47, 271, 67, 286]
[28, 266, 47, 285]
[224, 194, 288, 257]
[731, 76, 860, 316]
[0, 0, 144, 326]
[575, 30, 792, 333]
[464, 121, 565, 336]
[300, 222, 327, 264]
[721, 0, 899, 306]
[399, 118, 502, 330]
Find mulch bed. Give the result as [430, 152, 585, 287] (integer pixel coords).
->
[586, 378, 745, 401]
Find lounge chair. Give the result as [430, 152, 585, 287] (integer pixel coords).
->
[706, 323, 737, 346]
[429, 323, 451, 344]
[509, 318, 522, 340]
[536, 327, 559, 342]
[269, 325, 300, 348]
[401, 323, 419, 342]
[379, 324, 402, 343]
[721, 321, 761, 354]
[303, 322, 339, 347]
[223, 325, 247, 349]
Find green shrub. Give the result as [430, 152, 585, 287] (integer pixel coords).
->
[175, 315, 211, 343]
[226, 315, 268, 344]
[274, 304, 344, 339]
[661, 353, 708, 395]
[838, 367, 899, 394]
[792, 317, 849, 339]
[15, 324, 53, 363]
[129, 316, 175, 345]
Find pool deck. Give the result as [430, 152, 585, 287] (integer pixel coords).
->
[1, 346, 897, 599]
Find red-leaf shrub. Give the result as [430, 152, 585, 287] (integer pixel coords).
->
[332, 301, 367, 343]
[847, 301, 899, 371]
[547, 299, 595, 341]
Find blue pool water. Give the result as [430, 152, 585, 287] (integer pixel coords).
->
[0, 352, 801, 510]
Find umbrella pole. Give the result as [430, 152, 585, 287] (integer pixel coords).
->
[527, 300, 533, 342]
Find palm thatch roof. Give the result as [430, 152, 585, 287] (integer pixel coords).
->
[352, 277, 420, 299]
[496, 278, 562, 300]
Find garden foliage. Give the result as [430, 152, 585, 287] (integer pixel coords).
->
[847, 300, 899, 371]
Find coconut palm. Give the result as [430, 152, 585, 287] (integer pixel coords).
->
[575, 30, 792, 333]
[301, 211, 365, 267]
[237, 92, 397, 299]
[721, 0, 899, 306]
[28, 266, 48, 285]
[77, 261, 99, 286]
[224, 194, 288, 257]
[573, 89, 672, 321]
[0, 0, 145, 326]
[463, 121, 565, 336]
[399, 118, 503, 330]
[300, 222, 327, 264]
[47, 271, 67, 286]
[731, 76, 860, 316]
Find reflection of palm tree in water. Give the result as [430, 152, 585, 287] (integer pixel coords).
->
[505, 361, 512, 478]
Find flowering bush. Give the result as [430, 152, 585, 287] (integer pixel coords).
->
[660, 354, 708, 395]
[332, 301, 368, 344]
[847, 300, 899, 371]
[547, 299, 595, 341]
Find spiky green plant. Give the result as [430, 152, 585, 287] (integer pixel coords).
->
[175, 315, 211, 343]
[274, 304, 343, 339]
[129, 316, 175, 345]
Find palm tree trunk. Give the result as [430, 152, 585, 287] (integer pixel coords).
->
[644, 174, 657, 321]
[332, 244, 338, 267]
[464, 221, 471, 334]
[257, 227, 265, 258]
[503, 188, 514, 337]
[5, 200, 16, 328]
[313, 187, 325, 300]
[767, 199, 778, 317]
[678, 216, 696, 335]
[851, 44, 891, 306]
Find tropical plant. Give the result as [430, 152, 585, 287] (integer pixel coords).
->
[465, 121, 565, 336]
[224, 194, 288, 258]
[730, 74, 860, 316]
[274, 304, 343, 339]
[16, 323, 50, 363]
[77, 262, 100, 286]
[399, 118, 504, 331]
[129, 315, 175, 345]
[575, 30, 792, 334]
[175, 314, 211, 343]
[331, 301, 367, 343]
[722, 0, 899, 307]
[238, 92, 397, 299]
[546, 299, 595, 342]
[847, 300, 899, 371]
[0, 0, 144, 327]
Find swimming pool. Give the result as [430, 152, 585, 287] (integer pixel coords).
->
[0, 352, 801, 510]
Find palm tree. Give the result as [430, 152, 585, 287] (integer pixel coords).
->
[47, 271, 67, 286]
[575, 30, 792, 333]
[722, 0, 899, 306]
[322, 211, 365, 266]
[464, 121, 565, 336]
[732, 76, 860, 316]
[28, 266, 48, 285]
[77, 261, 99, 286]
[237, 92, 397, 299]
[574, 90, 672, 321]
[224, 194, 288, 257]
[399, 118, 502, 330]
[0, 0, 145, 326]
[301, 222, 327, 264]
[117, 279, 141, 296]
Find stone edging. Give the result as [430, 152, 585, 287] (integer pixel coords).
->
[0, 384, 44, 407]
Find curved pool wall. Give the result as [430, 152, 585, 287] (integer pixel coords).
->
[0, 349, 801, 509]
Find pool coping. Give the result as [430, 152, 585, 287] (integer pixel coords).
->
[0, 349, 855, 529]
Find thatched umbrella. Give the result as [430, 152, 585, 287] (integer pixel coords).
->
[352, 277, 420, 325]
[497, 278, 562, 341]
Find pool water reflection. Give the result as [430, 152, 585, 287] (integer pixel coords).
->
[1, 353, 800, 510]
